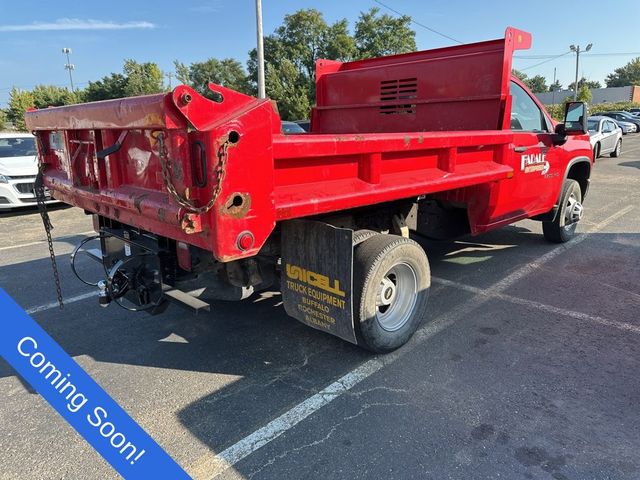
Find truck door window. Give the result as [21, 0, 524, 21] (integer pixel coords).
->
[509, 81, 546, 132]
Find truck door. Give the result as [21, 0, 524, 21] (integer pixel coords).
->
[496, 81, 564, 221]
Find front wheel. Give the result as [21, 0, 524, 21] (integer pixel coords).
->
[542, 179, 583, 243]
[353, 234, 430, 353]
[593, 143, 600, 160]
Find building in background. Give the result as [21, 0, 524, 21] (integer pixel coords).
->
[535, 86, 640, 105]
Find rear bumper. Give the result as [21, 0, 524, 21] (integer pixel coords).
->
[0, 177, 58, 209]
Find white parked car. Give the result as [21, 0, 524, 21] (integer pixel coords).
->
[587, 116, 622, 159]
[0, 132, 58, 209]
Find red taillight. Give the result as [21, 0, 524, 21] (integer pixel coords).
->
[237, 231, 254, 251]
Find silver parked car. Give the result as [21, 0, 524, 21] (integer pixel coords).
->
[613, 119, 638, 135]
[587, 116, 622, 159]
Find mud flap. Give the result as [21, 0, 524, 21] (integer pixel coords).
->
[281, 220, 356, 344]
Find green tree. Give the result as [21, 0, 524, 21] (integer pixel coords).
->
[548, 80, 562, 92]
[512, 71, 548, 93]
[605, 57, 640, 87]
[7, 88, 34, 131]
[512, 70, 528, 82]
[247, 8, 416, 120]
[247, 9, 356, 119]
[82, 60, 163, 102]
[83, 73, 128, 102]
[174, 58, 251, 98]
[265, 59, 312, 120]
[0, 109, 6, 130]
[524, 75, 548, 93]
[31, 85, 77, 108]
[568, 77, 601, 91]
[324, 19, 357, 61]
[274, 9, 353, 81]
[354, 7, 416, 58]
[577, 85, 592, 103]
[123, 60, 164, 96]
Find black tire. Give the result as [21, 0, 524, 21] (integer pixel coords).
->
[593, 143, 600, 160]
[610, 139, 622, 158]
[352, 229, 380, 246]
[353, 234, 430, 352]
[542, 179, 583, 243]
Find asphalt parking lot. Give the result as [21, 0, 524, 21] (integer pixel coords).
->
[1, 134, 640, 480]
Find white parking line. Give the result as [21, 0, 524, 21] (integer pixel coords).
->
[433, 277, 640, 335]
[25, 291, 96, 314]
[192, 297, 482, 479]
[195, 204, 635, 479]
[622, 145, 640, 156]
[0, 231, 95, 252]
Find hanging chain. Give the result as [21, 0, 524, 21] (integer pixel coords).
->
[34, 156, 64, 309]
[155, 132, 229, 214]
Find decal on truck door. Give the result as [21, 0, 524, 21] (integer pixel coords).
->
[281, 220, 356, 344]
[521, 152, 550, 174]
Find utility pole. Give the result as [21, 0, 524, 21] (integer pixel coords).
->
[255, 0, 266, 99]
[552, 67, 556, 107]
[569, 43, 592, 100]
[62, 48, 75, 93]
[166, 72, 174, 91]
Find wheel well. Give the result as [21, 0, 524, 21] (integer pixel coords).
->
[567, 161, 590, 198]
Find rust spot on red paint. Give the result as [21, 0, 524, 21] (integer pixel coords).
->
[181, 213, 203, 234]
[133, 193, 149, 213]
[220, 192, 251, 218]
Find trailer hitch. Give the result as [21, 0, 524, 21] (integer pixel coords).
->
[70, 233, 165, 312]
[70, 232, 209, 314]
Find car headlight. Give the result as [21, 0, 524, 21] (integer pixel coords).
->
[0, 174, 9, 184]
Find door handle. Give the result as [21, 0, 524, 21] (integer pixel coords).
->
[514, 142, 547, 153]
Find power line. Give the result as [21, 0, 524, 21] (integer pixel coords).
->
[373, 0, 463, 44]
[582, 52, 640, 57]
[519, 51, 572, 71]
[516, 52, 640, 59]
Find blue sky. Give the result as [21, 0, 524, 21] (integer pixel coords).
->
[1, 0, 639, 107]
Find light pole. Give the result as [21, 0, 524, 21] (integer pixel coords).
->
[569, 43, 592, 100]
[62, 48, 75, 93]
[255, 0, 266, 99]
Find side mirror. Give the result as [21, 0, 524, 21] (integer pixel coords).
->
[563, 101, 588, 134]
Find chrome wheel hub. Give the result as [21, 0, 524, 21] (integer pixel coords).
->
[375, 263, 418, 332]
[564, 192, 583, 226]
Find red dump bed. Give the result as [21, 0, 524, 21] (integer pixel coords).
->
[25, 28, 534, 262]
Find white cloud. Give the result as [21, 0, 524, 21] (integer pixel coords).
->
[0, 18, 156, 32]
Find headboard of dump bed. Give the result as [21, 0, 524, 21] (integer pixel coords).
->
[311, 27, 532, 134]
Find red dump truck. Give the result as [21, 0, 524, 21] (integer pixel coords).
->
[26, 27, 592, 352]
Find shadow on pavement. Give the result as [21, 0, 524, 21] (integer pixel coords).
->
[1, 227, 639, 470]
[619, 160, 640, 170]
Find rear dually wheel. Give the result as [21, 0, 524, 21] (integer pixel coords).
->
[353, 234, 430, 353]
